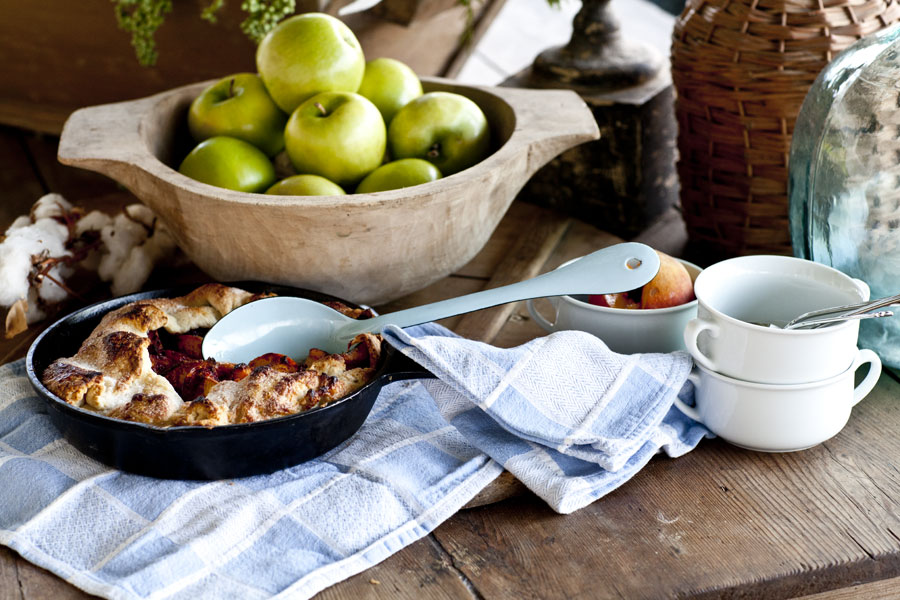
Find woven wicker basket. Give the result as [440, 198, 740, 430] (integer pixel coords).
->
[671, 0, 900, 259]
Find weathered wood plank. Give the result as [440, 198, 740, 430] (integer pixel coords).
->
[16, 556, 95, 600]
[541, 219, 625, 273]
[452, 206, 569, 343]
[453, 201, 554, 280]
[441, 0, 510, 79]
[0, 547, 24, 600]
[371, 0, 468, 26]
[0, 547, 94, 600]
[432, 373, 900, 600]
[319, 536, 474, 600]
[794, 576, 900, 599]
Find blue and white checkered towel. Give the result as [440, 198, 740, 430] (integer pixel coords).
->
[0, 323, 708, 599]
[381, 324, 709, 514]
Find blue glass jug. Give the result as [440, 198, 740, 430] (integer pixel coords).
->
[789, 23, 900, 368]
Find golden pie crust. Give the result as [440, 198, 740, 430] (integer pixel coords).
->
[41, 284, 382, 428]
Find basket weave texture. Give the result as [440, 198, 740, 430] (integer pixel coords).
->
[671, 0, 900, 258]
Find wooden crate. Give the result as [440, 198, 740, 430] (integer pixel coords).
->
[371, 0, 463, 25]
[0, 0, 503, 134]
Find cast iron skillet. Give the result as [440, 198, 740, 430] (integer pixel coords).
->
[25, 282, 432, 480]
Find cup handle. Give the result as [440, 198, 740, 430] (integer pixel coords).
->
[526, 297, 559, 332]
[672, 371, 703, 422]
[851, 348, 882, 407]
[683, 318, 720, 372]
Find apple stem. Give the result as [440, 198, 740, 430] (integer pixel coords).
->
[228, 77, 235, 98]
[314, 102, 328, 117]
[427, 143, 441, 159]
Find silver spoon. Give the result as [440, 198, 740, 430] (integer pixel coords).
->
[783, 292, 900, 329]
[783, 309, 894, 330]
[202, 242, 660, 363]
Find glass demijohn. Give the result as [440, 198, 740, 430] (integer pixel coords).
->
[789, 23, 900, 368]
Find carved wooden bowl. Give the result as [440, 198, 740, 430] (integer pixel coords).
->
[57, 77, 599, 305]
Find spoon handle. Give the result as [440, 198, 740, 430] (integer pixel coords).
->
[784, 292, 900, 329]
[341, 242, 660, 339]
[785, 309, 894, 330]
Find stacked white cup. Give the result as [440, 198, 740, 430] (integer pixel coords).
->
[674, 255, 882, 452]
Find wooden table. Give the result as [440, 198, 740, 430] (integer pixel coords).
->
[3, 127, 900, 599]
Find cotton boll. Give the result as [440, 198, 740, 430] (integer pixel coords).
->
[28, 218, 70, 254]
[0, 235, 37, 306]
[124, 203, 156, 228]
[0, 218, 70, 306]
[1, 195, 181, 333]
[6, 215, 31, 233]
[31, 193, 72, 221]
[110, 248, 153, 297]
[74, 210, 113, 271]
[36, 261, 74, 304]
[110, 225, 177, 296]
[75, 210, 113, 236]
[97, 213, 150, 282]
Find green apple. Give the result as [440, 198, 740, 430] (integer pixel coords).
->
[178, 136, 276, 193]
[388, 91, 491, 176]
[187, 73, 287, 157]
[266, 174, 345, 196]
[284, 91, 386, 187]
[356, 158, 441, 193]
[357, 57, 423, 125]
[256, 13, 365, 114]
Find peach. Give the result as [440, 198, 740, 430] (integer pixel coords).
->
[640, 251, 695, 309]
[589, 293, 641, 309]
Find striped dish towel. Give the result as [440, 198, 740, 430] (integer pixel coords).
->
[382, 324, 710, 514]
[0, 323, 707, 599]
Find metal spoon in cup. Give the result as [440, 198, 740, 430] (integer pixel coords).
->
[202, 242, 660, 363]
[782, 292, 900, 330]
[782, 309, 894, 330]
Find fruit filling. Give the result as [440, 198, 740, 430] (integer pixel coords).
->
[146, 300, 377, 403]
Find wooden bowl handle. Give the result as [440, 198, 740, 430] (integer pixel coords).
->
[57, 96, 157, 178]
[57, 80, 210, 187]
[484, 84, 600, 174]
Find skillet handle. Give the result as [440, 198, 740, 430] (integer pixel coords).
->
[383, 349, 436, 382]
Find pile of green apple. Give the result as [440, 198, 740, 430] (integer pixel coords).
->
[178, 12, 492, 196]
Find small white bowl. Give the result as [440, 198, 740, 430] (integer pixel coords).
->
[526, 258, 700, 354]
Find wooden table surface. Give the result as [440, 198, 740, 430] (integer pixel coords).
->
[3, 127, 900, 600]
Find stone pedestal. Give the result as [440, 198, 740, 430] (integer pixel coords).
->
[504, 0, 679, 238]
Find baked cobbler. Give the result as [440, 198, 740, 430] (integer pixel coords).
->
[41, 284, 383, 427]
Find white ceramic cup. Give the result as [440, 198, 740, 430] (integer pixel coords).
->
[526, 259, 700, 354]
[683, 255, 870, 384]
[673, 349, 882, 452]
